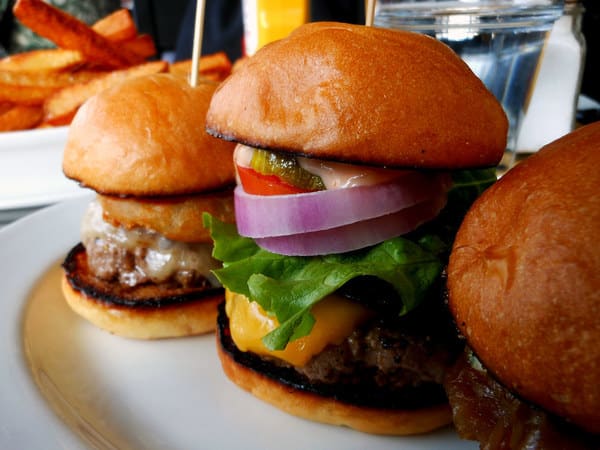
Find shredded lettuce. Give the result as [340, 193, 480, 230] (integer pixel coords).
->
[203, 168, 496, 351]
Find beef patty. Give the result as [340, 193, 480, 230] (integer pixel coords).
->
[218, 282, 463, 409]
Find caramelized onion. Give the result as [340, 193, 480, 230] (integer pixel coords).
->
[444, 349, 599, 450]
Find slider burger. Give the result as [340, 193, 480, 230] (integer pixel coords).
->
[203, 22, 508, 435]
[61, 73, 236, 339]
[445, 122, 600, 449]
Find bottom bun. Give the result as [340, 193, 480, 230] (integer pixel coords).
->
[62, 243, 223, 339]
[216, 304, 452, 435]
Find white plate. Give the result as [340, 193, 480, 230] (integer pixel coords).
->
[0, 127, 85, 210]
[0, 195, 476, 450]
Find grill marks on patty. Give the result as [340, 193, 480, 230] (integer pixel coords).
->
[219, 281, 463, 409]
[218, 302, 456, 409]
[276, 291, 462, 390]
[294, 317, 458, 388]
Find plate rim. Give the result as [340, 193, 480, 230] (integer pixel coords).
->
[0, 196, 475, 450]
[0, 126, 84, 211]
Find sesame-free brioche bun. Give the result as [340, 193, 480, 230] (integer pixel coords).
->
[216, 341, 452, 436]
[447, 122, 600, 433]
[63, 74, 236, 196]
[206, 22, 508, 169]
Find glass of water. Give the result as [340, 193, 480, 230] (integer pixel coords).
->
[374, 0, 564, 164]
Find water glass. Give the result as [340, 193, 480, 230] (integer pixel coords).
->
[374, 0, 564, 160]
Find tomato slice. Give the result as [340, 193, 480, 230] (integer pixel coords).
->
[237, 165, 311, 195]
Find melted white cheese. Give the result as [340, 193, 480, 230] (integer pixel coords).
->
[81, 200, 220, 287]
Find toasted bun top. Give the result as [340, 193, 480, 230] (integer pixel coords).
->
[447, 122, 600, 433]
[206, 22, 507, 169]
[63, 74, 236, 196]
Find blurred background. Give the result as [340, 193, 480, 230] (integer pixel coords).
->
[577, 0, 600, 117]
[0, 0, 597, 225]
[0, 0, 598, 123]
[169, 0, 597, 106]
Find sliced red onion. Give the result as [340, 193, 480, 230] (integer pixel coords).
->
[254, 194, 448, 256]
[234, 172, 450, 238]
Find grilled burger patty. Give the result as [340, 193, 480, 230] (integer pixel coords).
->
[218, 280, 463, 409]
[85, 237, 216, 289]
[81, 200, 221, 289]
[63, 243, 223, 308]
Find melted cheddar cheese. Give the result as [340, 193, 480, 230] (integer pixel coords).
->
[225, 289, 373, 367]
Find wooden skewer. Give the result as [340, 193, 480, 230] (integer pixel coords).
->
[365, 0, 376, 26]
[190, 0, 206, 87]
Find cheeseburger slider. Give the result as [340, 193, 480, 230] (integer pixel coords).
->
[445, 122, 600, 449]
[61, 73, 236, 339]
[203, 22, 508, 435]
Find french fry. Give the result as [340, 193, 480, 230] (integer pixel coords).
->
[79, 35, 157, 70]
[43, 60, 168, 125]
[169, 52, 232, 82]
[0, 9, 145, 74]
[0, 48, 85, 72]
[200, 52, 232, 74]
[0, 1, 184, 131]
[0, 68, 100, 87]
[122, 34, 157, 60]
[0, 104, 43, 131]
[0, 69, 101, 104]
[91, 9, 137, 43]
[13, 0, 144, 68]
[0, 84, 57, 105]
[170, 52, 232, 75]
[200, 71, 230, 82]
[0, 103, 14, 115]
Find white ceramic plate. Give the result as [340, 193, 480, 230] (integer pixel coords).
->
[0, 127, 85, 211]
[0, 195, 476, 450]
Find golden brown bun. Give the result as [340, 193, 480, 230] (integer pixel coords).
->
[98, 190, 235, 243]
[206, 22, 507, 169]
[63, 74, 236, 196]
[216, 332, 452, 435]
[448, 122, 600, 433]
[62, 244, 222, 339]
[62, 275, 220, 339]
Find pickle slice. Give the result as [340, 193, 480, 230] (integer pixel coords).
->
[251, 149, 325, 191]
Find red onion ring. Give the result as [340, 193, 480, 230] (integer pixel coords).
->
[234, 172, 450, 238]
[254, 194, 448, 256]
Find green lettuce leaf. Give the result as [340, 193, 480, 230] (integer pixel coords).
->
[411, 168, 497, 247]
[203, 168, 497, 351]
[204, 215, 442, 350]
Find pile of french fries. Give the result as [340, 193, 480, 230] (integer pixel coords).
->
[0, 0, 232, 132]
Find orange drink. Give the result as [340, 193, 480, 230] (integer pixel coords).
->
[242, 0, 309, 56]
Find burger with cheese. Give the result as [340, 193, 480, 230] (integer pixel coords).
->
[61, 73, 236, 339]
[445, 121, 600, 448]
[203, 22, 508, 434]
